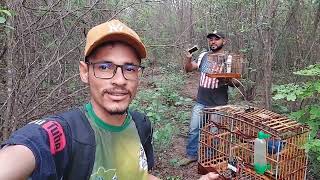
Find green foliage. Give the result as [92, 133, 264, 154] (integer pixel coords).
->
[73, 0, 86, 7]
[0, 6, 13, 29]
[166, 176, 182, 180]
[273, 65, 320, 132]
[294, 64, 320, 76]
[131, 89, 166, 124]
[273, 80, 320, 101]
[0, 8, 11, 23]
[168, 158, 179, 167]
[271, 103, 290, 114]
[273, 83, 308, 101]
[273, 64, 320, 175]
[153, 123, 175, 149]
[131, 71, 193, 151]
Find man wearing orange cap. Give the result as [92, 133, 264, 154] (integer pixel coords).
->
[0, 19, 218, 180]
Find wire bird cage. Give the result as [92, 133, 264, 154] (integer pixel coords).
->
[198, 105, 310, 180]
[206, 53, 245, 79]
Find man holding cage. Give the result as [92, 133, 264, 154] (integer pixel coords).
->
[180, 31, 239, 166]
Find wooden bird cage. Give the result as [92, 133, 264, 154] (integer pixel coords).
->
[206, 53, 245, 79]
[198, 105, 310, 180]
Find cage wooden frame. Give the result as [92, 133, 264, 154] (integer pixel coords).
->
[206, 53, 245, 79]
[198, 105, 310, 180]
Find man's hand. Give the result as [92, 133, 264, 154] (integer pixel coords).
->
[148, 174, 160, 180]
[198, 172, 219, 180]
[184, 51, 198, 72]
[185, 51, 192, 59]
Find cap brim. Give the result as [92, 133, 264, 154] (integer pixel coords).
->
[207, 34, 222, 39]
[85, 33, 147, 59]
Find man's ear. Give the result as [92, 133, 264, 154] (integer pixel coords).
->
[222, 38, 228, 45]
[79, 61, 89, 83]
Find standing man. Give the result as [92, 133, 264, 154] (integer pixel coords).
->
[0, 19, 218, 180]
[180, 31, 237, 165]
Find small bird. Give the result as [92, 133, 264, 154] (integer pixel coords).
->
[267, 140, 286, 154]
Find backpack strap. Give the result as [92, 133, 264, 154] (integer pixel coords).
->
[130, 110, 154, 169]
[51, 108, 96, 180]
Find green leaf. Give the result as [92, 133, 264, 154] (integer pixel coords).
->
[174, 101, 182, 105]
[290, 110, 305, 120]
[0, 10, 12, 16]
[286, 93, 296, 101]
[273, 94, 285, 100]
[146, 112, 154, 117]
[294, 64, 320, 76]
[0, 16, 6, 24]
[310, 106, 320, 120]
[315, 81, 320, 93]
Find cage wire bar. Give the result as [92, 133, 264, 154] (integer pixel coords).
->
[198, 105, 310, 180]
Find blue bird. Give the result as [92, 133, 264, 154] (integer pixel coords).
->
[267, 140, 286, 154]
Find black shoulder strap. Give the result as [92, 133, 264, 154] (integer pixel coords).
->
[130, 110, 154, 169]
[53, 108, 96, 180]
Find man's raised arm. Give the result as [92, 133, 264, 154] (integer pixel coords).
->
[184, 51, 198, 73]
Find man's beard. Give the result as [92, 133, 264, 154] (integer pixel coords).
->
[210, 44, 224, 52]
[109, 108, 128, 115]
[102, 87, 132, 115]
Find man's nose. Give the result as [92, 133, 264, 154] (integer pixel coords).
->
[111, 67, 126, 84]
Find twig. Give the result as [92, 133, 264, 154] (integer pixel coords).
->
[19, 73, 80, 119]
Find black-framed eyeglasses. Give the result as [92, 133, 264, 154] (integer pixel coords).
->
[86, 61, 145, 80]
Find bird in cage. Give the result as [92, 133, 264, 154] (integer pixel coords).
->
[267, 140, 286, 155]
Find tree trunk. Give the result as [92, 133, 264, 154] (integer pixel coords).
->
[189, 0, 194, 44]
[312, 1, 320, 38]
[263, 30, 273, 110]
[262, 0, 278, 110]
[2, 1, 15, 141]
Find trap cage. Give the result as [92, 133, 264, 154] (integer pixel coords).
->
[206, 53, 245, 79]
[198, 105, 310, 180]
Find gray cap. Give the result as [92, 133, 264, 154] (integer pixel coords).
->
[207, 30, 225, 39]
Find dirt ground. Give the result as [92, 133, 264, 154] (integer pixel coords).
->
[151, 72, 203, 179]
[152, 136, 201, 179]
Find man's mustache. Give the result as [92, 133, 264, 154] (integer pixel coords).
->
[103, 88, 131, 97]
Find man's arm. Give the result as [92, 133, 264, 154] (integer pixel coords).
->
[0, 145, 36, 179]
[184, 52, 198, 73]
[148, 174, 160, 180]
[199, 173, 219, 180]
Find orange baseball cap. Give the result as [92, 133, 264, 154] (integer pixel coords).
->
[84, 19, 147, 59]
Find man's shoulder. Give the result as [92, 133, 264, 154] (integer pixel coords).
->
[196, 51, 208, 68]
[198, 51, 208, 59]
